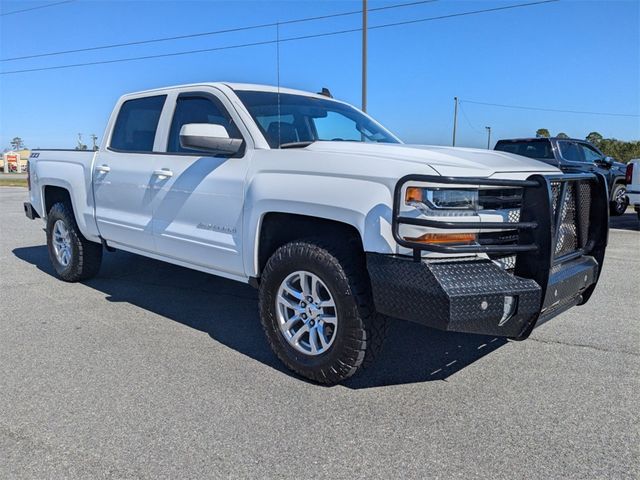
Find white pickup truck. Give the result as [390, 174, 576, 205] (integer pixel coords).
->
[24, 83, 609, 384]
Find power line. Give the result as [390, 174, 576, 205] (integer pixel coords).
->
[1, 0, 438, 62]
[0, 0, 74, 17]
[369, 0, 557, 31]
[462, 99, 640, 118]
[458, 103, 485, 135]
[0, 0, 559, 75]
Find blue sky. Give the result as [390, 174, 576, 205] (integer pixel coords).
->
[1, 0, 638, 150]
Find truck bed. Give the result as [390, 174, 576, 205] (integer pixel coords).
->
[28, 149, 99, 240]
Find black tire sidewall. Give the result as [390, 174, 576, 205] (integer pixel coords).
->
[46, 203, 82, 280]
[259, 242, 366, 381]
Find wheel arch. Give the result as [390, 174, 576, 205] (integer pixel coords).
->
[253, 212, 365, 280]
[43, 184, 73, 217]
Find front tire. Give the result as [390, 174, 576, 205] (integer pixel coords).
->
[46, 202, 102, 282]
[609, 184, 628, 216]
[258, 239, 386, 385]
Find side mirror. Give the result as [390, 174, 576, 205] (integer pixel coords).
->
[179, 123, 242, 155]
[596, 156, 614, 168]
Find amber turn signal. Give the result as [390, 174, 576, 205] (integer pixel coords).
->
[405, 187, 423, 203]
[404, 232, 477, 245]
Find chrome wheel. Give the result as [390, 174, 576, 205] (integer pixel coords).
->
[614, 186, 627, 211]
[52, 219, 72, 267]
[275, 271, 338, 356]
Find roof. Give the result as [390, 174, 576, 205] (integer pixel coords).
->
[496, 137, 588, 142]
[121, 82, 332, 101]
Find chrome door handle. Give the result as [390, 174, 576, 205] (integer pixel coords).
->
[152, 169, 173, 178]
[95, 164, 110, 173]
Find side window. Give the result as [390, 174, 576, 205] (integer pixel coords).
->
[558, 141, 584, 162]
[167, 95, 242, 153]
[110, 95, 166, 152]
[580, 144, 603, 163]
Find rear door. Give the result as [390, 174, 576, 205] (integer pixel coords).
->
[149, 88, 251, 277]
[93, 94, 166, 252]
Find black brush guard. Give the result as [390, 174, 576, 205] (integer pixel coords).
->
[367, 173, 608, 339]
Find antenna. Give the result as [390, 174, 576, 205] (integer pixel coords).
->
[276, 21, 281, 149]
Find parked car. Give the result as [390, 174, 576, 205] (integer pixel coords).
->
[625, 159, 640, 220]
[24, 83, 609, 384]
[494, 137, 628, 216]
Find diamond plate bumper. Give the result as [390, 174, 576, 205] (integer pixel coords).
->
[367, 253, 599, 338]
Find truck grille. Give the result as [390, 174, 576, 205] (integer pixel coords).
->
[482, 180, 594, 270]
[393, 172, 605, 272]
[551, 181, 592, 258]
[478, 187, 522, 210]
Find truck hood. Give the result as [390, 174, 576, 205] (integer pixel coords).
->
[303, 141, 560, 178]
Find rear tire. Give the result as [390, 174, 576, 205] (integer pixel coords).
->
[258, 239, 386, 385]
[46, 202, 102, 282]
[609, 184, 628, 216]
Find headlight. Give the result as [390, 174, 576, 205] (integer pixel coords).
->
[406, 187, 478, 211]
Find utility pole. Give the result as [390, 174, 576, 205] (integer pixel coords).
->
[452, 97, 458, 146]
[485, 126, 492, 149]
[362, 0, 367, 113]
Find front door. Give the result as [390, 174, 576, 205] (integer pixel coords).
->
[150, 91, 249, 277]
[93, 94, 167, 253]
[577, 142, 610, 177]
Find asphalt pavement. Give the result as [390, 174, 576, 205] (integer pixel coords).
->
[1, 187, 638, 479]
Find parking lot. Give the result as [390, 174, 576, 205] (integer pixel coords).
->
[0, 186, 638, 478]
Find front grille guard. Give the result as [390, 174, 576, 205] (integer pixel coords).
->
[392, 173, 609, 303]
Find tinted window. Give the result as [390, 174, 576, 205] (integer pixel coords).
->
[110, 95, 166, 152]
[558, 141, 584, 162]
[167, 95, 241, 153]
[579, 143, 603, 163]
[494, 139, 554, 159]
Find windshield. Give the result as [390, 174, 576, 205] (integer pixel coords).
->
[235, 90, 400, 148]
[494, 139, 555, 159]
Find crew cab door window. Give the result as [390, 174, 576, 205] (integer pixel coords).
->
[167, 95, 242, 154]
[558, 141, 584, 162]
[579, 143, 604, 163]
[110, 95, 166, 152]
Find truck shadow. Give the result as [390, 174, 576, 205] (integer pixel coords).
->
[13, 245, 508, 389]
[609, 210, 639, 232]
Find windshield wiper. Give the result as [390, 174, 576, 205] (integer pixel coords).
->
[279, 141, 315, 149]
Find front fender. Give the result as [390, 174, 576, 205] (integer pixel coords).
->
[243, 172, 397, 277]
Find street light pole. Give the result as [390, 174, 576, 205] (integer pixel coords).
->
[452, 96, 458, 146]
[485, 126, 492, 149]
[362, 0, 367, 113]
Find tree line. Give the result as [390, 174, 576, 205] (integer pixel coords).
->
[535, 129, 640, 163]
[4, 135, 99, 152]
